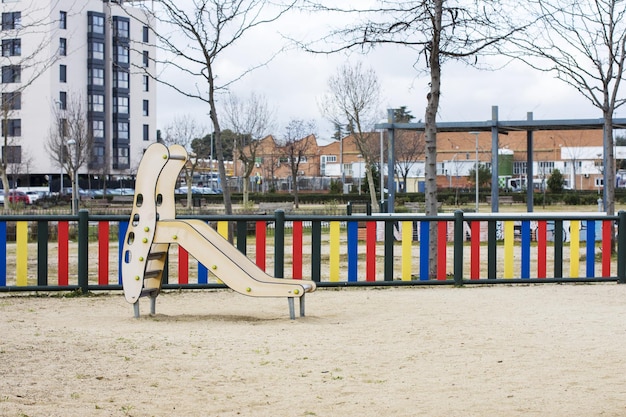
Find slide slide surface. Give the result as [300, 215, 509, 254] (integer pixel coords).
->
[153, 219, 316, 298]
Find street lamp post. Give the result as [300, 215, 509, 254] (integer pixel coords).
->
[470, 132, 480, 212]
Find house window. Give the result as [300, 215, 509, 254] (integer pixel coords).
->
[113, 18, 129, 38]
[2, 39, 20, 56]
[1, 65, 20, 83]
[142, 50, 149, 67]
[2, 145, 21, 164]
[59, 38, 67, 56]
[89, 41, 104, 60]
[59, 11, 67, 29]
[325, 155, 337, 163]
[114, 96, 129, 114]
[89, 67, 104, 86]
[92, 120, 104, 139]
[88, 14, 104, 34]
[117, 122, 129, 140]
[2, 91, 20, 110]
[142, 75, 149, 91]
[143, 124, 149, 141]
[88, 94, 104, 112]
[142, 25, 149, 42]
[115, 45, 128, 64]
[142, 100, 149, 116]
[2, 12, 21, 30]
[1, 119, 21, 136]
[113, 70, 129, 89]
[59, 64, 66, 82]
[59, 91, 67, 110]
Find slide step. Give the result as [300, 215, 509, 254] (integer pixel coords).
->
[144, 270, 162, 279]
[147, 251, 167, 260]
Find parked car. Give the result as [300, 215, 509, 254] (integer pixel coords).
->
[0, 190, 30, 205]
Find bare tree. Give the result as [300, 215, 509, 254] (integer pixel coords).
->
[1, 2, 62, 209]
[300, 0, 522, 277]
[321, 61, 382, 209]
[46, 93, 93, 214]
[395, 131, 425, 193]
[504, 0, 625, 218]
[161, 115, 207, 209]
[129, 1, 295, 241]
[279, 119, 317, 208]
[224, 93, 275, 204]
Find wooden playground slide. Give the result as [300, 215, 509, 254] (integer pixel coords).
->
[121, 142, 315, 319]
[153, 219, 315, 298]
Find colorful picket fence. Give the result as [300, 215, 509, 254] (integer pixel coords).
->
[0, 210, 624, 292]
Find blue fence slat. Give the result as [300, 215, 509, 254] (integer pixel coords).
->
[419, 221, 429, 280]
[586, 220, 596, 278]
[347, 221, 358, 282]
[521, 221, 531, 279]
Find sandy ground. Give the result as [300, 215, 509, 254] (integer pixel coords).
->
[1, 285, 626, 417]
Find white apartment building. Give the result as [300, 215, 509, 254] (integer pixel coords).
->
[1, 0, 156, 188]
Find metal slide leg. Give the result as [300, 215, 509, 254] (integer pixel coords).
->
[133, 302, 140, 318]
[300, 294, 306, 317]
[288, 298, 295, 320]
[150, 296, 157, 316]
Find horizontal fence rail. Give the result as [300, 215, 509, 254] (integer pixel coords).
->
[0, 209, 624, 293]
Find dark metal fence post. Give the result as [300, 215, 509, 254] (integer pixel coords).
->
[453, 210, 464, 285]
[77, 209, 89, 294]
[37, 220, 48, 286]
[274, 209, 285, 278]
[618, 211, 626, 283]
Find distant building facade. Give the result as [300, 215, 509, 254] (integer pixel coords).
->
[1, 0, 156, 187]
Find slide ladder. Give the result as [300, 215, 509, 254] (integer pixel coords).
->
[121, 143, 315, 319]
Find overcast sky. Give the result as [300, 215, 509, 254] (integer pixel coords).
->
[154, 7, 616, 145]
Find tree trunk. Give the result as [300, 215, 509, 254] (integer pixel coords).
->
[425, 0, 443, 279]
[242, 175, 249, 205]
[185, 171, 192, 210]
[366, 165, 377, 209]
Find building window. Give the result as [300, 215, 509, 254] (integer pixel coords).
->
[116, 147, 129, 167]
[59, 64, 66, 82]
[513, 161, 527, 175]
[2, 39, 20, 56]
[88, 14, 104, 34]
[114, 96, 129, 114]
[114, 18, 129, 38]
[143, 124, 149, 141]
[2, 12, 21, 30]
[59, 91, 67, 110]
[92, 120, 104, 139]
[142, 75, 149, 92]
[89, 67, 104, 86]
[59, 11, 67, 29]
[1, 119, 21, 137]
[115, 45, 129, 64]
[2, 145, 21, 164]
[538, 161, 555, 174]
[117, 122, 129, 140]
[92, 145, 105, 166]
[59, 38, 67, 56]
[142, 100, 149, 116]
[89, 41, 104, 60]
[1, 65, 20, 83]
[59, 118, 68, 137]
[113, 70, 129, 89]
[88, 94, 104, 112]
[142, 25, 149, 42]
[2, 91, 20, 110]
[142, 50, 149, 67]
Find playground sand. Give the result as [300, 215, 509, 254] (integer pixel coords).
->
[0, 285, 625, 417]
